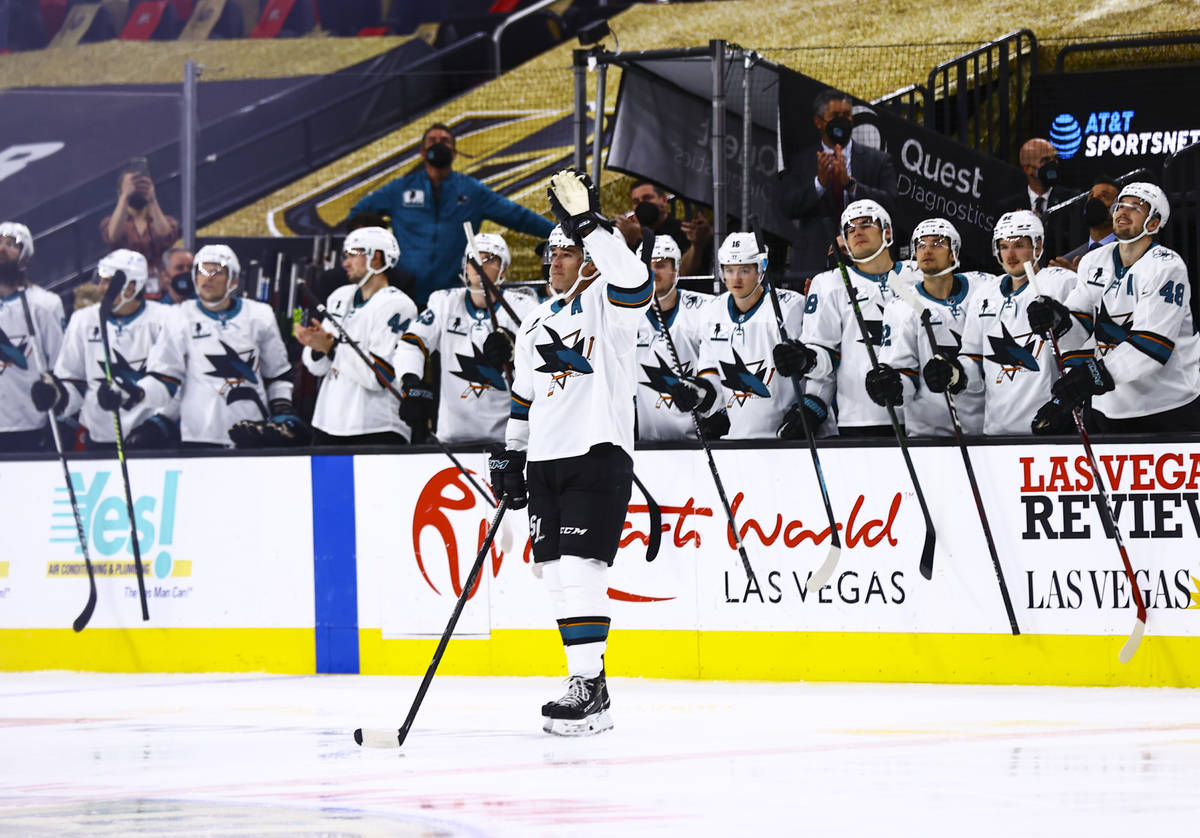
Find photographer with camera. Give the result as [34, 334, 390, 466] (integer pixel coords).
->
[101, 158, 180, 293]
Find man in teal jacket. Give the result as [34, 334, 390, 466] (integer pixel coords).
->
[349, 123, 554, 306]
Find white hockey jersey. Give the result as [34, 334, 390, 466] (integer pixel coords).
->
[0, 285, 64, 433]
[303, 284, 417, 438]
[506, 226, 652, 462]
[395, 286, 538, 444]
[959, 267, 1076, 436]
[635, 288, 711, 441]
[694, 286, 805, 440]
[1059, 242, 1200, 419]
[54, 300, 179, 442]
[801, 261, 921, 429]
[879, 273, 992, 437]
[144, 297, 293, 446]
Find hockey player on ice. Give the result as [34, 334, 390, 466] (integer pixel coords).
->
[777, 199, 921, 436]
[948, 211, 1076, 436]
[489, 169, 652, 736]
[1027, 182, 1200, 433]
[298, 227, 417, 445]
[632, 234, 716, 441]
[866, 218, 989, 436]
[32, 249, 180, 449]
[142, 244, 303, 448]
[0, 221, 65, 453]
[394, 232, 537, 443]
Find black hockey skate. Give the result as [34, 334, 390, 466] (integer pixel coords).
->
[541, 670, 612, 736]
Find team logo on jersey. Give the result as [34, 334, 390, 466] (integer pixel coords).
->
[452, 343, 507, 395]
[985, 321, 1041, 379]
[91, 349, 147, 396]
[535, 325, 594, 391]
[719, 347, 772, 404]
[1093, 300, 1132, 356]
[855, 302, 886, 348]
[204, 340, 267, 415]
[640, 352, 692, 406]
[0, 325, 29, 372]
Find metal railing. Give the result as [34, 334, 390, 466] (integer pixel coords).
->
[871, 83, 926, 124]
[492, 0, 564, 76]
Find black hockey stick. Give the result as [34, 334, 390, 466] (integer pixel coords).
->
[831, 243, 937, 579]
[98, 275, 150, 621]
[765, 282, 841, 591]
[630, 473, 662, 563]
[463, 222, 514, 386]
[1026, 262, 1144, 662]
[355, 494, 511, 749]
[888, 278, 1019, 634]
[18, 287, 98, 632]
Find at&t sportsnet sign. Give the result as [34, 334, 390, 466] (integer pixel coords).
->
[1049, 111, 1200, 161]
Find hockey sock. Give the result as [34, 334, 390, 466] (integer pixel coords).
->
[542, 555, 610, 678]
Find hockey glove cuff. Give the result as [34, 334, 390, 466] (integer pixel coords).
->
[777, 395, 829, 440]
[697, 409, 730, 440]
[488, 445, 528, 510]
[399, 373, 436, 428]
[1051, 357, 1114, 410]
[126, 414, 180, 450]
[1031, 398, 1077, 435]
[547, 168, 612, 245]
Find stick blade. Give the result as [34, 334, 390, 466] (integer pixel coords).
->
[805, 545, 842, 592]
[1118, 618, 1146, 664]
[918, 528, 936, 580]
[354, 727, 403, 748]
[72, 582, 97, 633]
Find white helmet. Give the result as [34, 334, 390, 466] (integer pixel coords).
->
[96, 249, 149, 300]
[0, 221, 34, 267]
[344, 226, 400, 287]
[717, 232, 768, 273]
[546, 225, 589, 263]
[637, 235, 682, 271]
[910, 218, 961, 277]
[1114, 182, 1169, 242]
[462, 232, 510, 285]
[992, 210, 1044, 267]
[193, 243, 242, 309]
[840, 199, 893, 263]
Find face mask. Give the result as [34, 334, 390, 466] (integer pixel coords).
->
[1036, 160, 1061, 190]
[1083, 196, 1110, 227]
[634, 201, 661, 228]
[127, 192, 149, 210]
[824, 116, 853, 147]
[170, 271, 194, 299]
[425, 142, 453, 169]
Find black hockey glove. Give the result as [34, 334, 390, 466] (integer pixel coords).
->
[777, 394, 829, 440]
[482, 326, 515, 370]
[772, 339, 817, 378]
[1051, 357, 1114, 410]
[864, 363, 904, 407]
[923, 353, 966, 395]
[262, 413, 312, 447]
[125, 414, 180, 450]
[697, 409, 730, 440]
[30, 372, 69, 413]
[1031, 398, 1077, 435]
[668, 374, 717, 414]
[1026, 296, 1072, 339]
[399, 373, 435, 429]
[488, 445, 528, 510]
[546, 168, 612, 246]
[96, 379, 144, 412]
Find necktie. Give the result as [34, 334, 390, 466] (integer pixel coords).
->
[1035, 196, 1046, 215]
[1087, 240, 1101, 252]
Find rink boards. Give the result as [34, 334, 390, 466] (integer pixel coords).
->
[1, 442, 1198, 686]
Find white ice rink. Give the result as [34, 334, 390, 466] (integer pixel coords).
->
[1, 672, 1198, 836]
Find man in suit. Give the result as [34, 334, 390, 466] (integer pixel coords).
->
[1000, 138, 1077, 216]
[1049, 175, 1120, 271]
[776, 89, 898, 284]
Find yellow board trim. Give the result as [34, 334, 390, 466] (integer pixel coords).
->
[0, 629, 314, 673]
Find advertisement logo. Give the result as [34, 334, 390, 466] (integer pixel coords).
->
[1047, 109, 1200, 160]
[1049, 113, 1082, 159]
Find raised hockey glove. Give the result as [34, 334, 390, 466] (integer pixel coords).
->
[697, 409, 730, 440]
[1031, 398, 1077, 435]
[488, 444, 528, 510]
[1026, 296, 1072, 339]
[772, 339, 817, 378]
[30, 372, 69, 413]
[777, 394, 829, 440]
[547, 168, 612, 245]
[1050, 357, 1114, 410]
[864, 363, 904, 407]
[668, 374, 717, 414]
[481, 326, 515, 370]
[125, 414, 180, 450]
[399, 373, 435, 428]
[96, 379, 144, 412]
[922, 353, 966, 395]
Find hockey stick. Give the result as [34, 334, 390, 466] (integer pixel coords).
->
[831, 244, 937, 579]
[97, 276, 150, 621]
[355, 494, 511, 749]
[18, 287, 98, 632]
[887, 278, 1019, 634]
[765, 282, 841, 591]
[1025, 261, 1145, 662]
[462, 221, 513, 387]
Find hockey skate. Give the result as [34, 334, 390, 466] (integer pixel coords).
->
[541, 671, 612, 736]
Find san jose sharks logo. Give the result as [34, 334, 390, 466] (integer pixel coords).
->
[204, 340, 266, 415]
[452, 342, 507, 396]
[719, 347, 771, 405]
[985, 321, 1041, 381]
[640, 352, 692, 407]
[92, 349, 147, 398]
[0, 325, 29, 373]
[1092, 300, 1132, 356]
[854, 299, 886, 348]
[535, 325, 593, 392]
